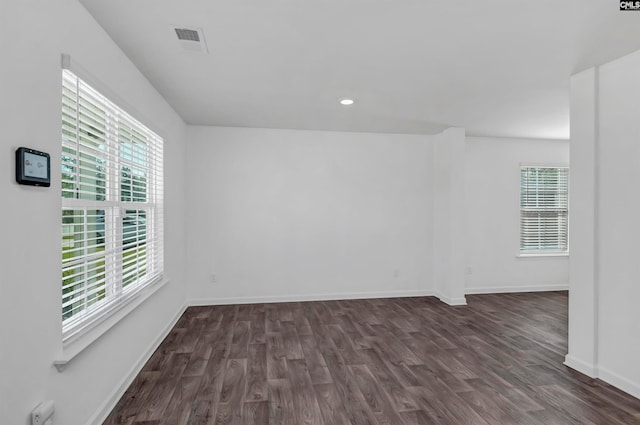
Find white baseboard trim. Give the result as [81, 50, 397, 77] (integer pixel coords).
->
[435, 291, 467, 306]
[598, 366, 640, 400]
[465, 284, 569, 295]
[87, 303, 187, 425]
[189, 289, 437, 307]
[564, 354, 598, 378]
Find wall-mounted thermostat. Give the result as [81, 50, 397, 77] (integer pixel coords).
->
[16, 147, 50, 187]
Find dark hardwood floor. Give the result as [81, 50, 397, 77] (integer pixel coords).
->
[104, 292, 640, 424]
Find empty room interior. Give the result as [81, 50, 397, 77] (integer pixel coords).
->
[4, 1, 640, 424]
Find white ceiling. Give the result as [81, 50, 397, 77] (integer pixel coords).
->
[80, 0, 640, 139]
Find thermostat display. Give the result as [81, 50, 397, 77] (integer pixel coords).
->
[23, 151, 48, 179]
[16, 147, 51, 187]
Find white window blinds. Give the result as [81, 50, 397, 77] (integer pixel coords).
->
[61, 69, 164, 340]
[520, 167, 568, 253]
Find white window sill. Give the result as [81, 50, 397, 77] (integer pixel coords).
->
[54, 278, 168, 372]
[517, 253, 569, 259]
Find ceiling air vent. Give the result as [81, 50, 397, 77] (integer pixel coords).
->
[171, 26, 208, 54]
[175, 28, 200, 42]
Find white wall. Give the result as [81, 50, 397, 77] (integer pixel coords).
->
[185, 127, 570, 305]
[567, 47, 640, 399]
[464, 136, 570, 293]
[186, 126, 435, 303]
[0, 1, 187, 424]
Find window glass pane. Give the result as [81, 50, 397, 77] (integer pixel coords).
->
[89, 210, 106, 252]
[61, 209, 106, 322]
[61, 147, 77, 199]
[120, 166, 147, 203]
[120, 126, 148, 202]
[62, 209, 84, 264]
[77, 128, 107, 201]
[62, 80, 79, 199]
[520, 167, 568, 253]
[122, 209, 147, 288]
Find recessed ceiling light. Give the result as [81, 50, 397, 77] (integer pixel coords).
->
[339, 98, 355, 106]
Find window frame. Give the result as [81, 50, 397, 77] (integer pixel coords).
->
[60, 62, 164, 348]
[519, 165, 569, 256]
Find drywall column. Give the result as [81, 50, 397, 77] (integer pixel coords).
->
[565, 68, 598, 377]
[595, 50, 640, 397]
[433, 127, 467, 305]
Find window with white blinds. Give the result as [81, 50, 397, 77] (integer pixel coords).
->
[520, 167, 568, 254]
[61, 69, 164, 341]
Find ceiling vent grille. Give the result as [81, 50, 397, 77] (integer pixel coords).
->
[170, 26, 208, 54]
[175, 28, 200, 42]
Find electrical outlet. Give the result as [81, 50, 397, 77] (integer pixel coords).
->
[31, 400, 54, 425]
[393, 269, 400, 278]
[465, 266, 473, 275]
[209, 273, 217, 284]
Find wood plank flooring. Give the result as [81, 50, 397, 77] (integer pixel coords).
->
[103, 292, 640, 424]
